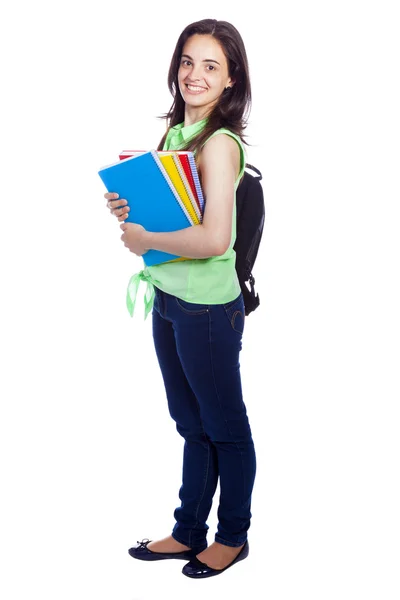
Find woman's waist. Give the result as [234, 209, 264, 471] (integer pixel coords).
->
[147, 253, 239, 304]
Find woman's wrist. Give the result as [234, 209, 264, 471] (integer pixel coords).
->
[144, 230, 155, 251]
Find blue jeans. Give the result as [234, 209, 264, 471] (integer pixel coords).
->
[152, 288, 256, 549]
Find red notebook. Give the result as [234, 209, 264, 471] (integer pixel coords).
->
[174, 153, 201, 211]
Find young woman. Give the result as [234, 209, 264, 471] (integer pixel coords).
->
[105, 19, 257, 579]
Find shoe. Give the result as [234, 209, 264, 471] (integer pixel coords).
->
[128, 538, 208, 561]
[182, 541, 249, 578]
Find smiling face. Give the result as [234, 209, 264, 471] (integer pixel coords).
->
[178, 34, 234, 121]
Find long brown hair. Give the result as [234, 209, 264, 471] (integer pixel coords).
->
[157, 19, 251, 154]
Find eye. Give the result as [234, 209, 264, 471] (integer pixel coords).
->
[206, 65, 215, 71]
[181, 59, 192, 66]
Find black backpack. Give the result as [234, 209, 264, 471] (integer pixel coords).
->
[234, 164, 265, 316]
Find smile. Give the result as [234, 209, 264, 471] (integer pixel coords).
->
[186, 84, 207, 93]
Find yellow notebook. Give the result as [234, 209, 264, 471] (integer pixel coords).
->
[159, 154, 201, 225]
[170, 153, 202, 222]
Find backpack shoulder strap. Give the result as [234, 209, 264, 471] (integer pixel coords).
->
[244, 163, 262, 181]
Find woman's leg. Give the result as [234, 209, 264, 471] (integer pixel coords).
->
[163, 291, 257, 549]
[152, 289, 218, 550]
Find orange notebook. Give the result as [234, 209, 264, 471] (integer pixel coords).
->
[158, 153, 200, 225]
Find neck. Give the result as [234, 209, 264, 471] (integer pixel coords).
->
[184, 106, 210, 127]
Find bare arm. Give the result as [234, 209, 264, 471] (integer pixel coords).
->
[144, 134, 240, 258]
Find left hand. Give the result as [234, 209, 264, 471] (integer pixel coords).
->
[120, 222, 149, 256]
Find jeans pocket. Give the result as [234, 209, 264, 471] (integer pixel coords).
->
[223, 294, 245, 334]
[175, 297, 210, 315]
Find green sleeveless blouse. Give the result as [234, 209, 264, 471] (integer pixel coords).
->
[126, 119, 246, 319]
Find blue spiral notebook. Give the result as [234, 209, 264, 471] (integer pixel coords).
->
[98, 150, 193, 267]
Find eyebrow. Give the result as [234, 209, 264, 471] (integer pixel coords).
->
[181, 54, 220, 65]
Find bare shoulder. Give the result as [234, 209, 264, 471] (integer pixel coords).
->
[198, 132, 240, 175]
[200, 133, 240, 159]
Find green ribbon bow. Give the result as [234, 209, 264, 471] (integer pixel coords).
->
[126, 270, 155, 320]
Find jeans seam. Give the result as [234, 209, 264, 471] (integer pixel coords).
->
[175, 297, 209, 315]
[189, 384, 211, 548]
[230, 309, 244, 334]
[223, 293, 243, 314]
[214, 535, 246, 548]
[208, 308, 247, 531]
[224, 294, 245, 334]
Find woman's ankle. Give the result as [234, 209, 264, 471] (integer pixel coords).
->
[148, 536, 191, 552]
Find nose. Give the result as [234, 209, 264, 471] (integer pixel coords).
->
[187, 63, 203, 82]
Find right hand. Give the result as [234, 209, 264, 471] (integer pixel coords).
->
[105, 193, 130, 222]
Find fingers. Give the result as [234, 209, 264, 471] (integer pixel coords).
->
[113, 205, 130, 218]
[106, 196, 127, 210]
[104, 193, 130, 219]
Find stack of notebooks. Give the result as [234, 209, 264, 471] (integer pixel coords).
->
[98, 150, 205, 267]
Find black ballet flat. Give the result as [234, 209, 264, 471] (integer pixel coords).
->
[182, 540, 249, 578]
[128, 538, 208, 561]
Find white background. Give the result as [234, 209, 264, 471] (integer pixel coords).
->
[1, 1, 399, 599]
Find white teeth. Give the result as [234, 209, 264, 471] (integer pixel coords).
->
[187, 85, 206, 92]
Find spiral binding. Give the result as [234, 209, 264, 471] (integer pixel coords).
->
[150, 150, 193, 225]
[187, 154, 205, 213]
[172, 154, 202, 223]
